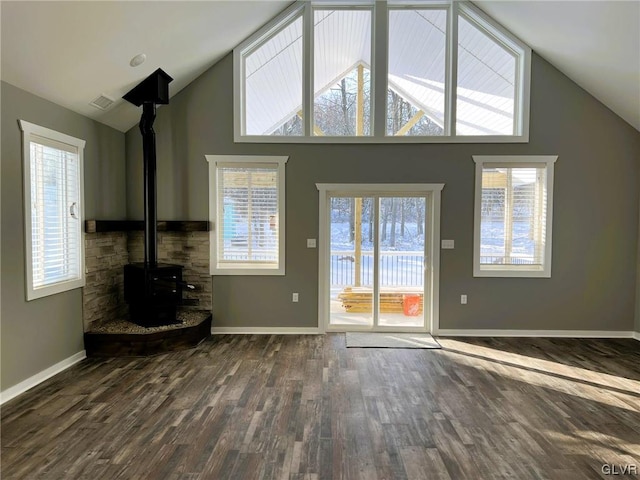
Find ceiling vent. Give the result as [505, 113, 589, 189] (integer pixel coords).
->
[89, 94, 115, 110]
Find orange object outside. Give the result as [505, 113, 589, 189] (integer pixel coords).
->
[402, 294, 421, 316]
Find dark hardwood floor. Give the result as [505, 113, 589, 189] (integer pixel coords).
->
[1, 334, 639, 479]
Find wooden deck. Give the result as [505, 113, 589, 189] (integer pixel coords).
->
[338, 286, 424, 314]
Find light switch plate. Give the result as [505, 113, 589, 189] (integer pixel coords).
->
[441, 239, 455, 249]
[307, 238, 317, 248]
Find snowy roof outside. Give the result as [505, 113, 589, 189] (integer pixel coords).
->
[483, 167, 540, 188]
[245, 8, 517, 136]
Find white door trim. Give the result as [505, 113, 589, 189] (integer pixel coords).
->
[316, 183, 444, 334]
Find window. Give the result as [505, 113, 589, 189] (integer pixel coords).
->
[387, 8, 447, 136]
[245, 14, 303, 136]
[20, 120, 85, 300]
[234, 1, 531, 143]
[456, 10, 517, 135]
[314, 8, 372, 136]
[206, 155, 287, 275]
[473, 155, 557, 277]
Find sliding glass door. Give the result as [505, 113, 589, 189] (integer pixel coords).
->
[329, 196, 374, 327]
[323, 189, 436, 332]
[377, 197, 426, 328]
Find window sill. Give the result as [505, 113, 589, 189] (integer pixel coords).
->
[211, 267, 285, 276]
[234, 134, 530, 144]
[27, 278, 85, 301]
[473, 267, 551, 279]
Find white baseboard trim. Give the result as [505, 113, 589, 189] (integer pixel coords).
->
[211, 327, 321, 335]
[0, 350, 86, 406]
[211, 328, 639, 339]
[434, 329, 636, 338]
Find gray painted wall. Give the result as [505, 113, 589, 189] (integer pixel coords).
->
[1, 81, 126, 391]
[125, 53, 640, 331]
[637, 205, 640, 334]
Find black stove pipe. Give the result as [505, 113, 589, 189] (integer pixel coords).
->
[123, 68, 173, 268]
[140, 102, 158, 266]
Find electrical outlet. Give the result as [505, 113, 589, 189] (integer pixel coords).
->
[461, 294, 467, 304]
[307, 238, 316, 248]
[292, 293, 299, 302]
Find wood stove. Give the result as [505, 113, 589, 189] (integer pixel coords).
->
[124, 263, 185, 326]
[122, 69, 193, 327]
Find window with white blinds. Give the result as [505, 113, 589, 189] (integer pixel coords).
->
[20, 120, 85, 300]
[473, 155, 557, 278]
[207, 155, 287, 275]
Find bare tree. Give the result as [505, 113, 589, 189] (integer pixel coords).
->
[365, 198, 374, 243]
[380, 201, 389, 242]
[400, 198, 406, 237]
[417, 198, 424, 235]
[387, 88, 445, 136]
[349, 197, 355, 242]
[270, 115, 302, 136]
[340, 78, 351, 135]
[389, 198, 398, 247]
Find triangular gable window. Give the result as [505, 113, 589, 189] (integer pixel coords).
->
[234, 1, 531, 143]
[244, 12, 303, 136]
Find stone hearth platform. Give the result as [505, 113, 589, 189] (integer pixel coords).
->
[84, 310, 211, 357]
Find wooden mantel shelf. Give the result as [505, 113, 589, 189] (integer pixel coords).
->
[85, 220, 210, 233]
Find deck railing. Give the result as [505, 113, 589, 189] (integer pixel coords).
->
[330, 250, 424, 287]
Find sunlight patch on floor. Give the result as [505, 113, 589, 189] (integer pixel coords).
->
[438, 339, 640, 413]
[545, 429, 640, 459]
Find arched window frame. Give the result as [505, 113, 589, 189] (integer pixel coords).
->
[233, 0, 531, 143]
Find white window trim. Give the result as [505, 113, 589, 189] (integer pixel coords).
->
[19, 120, 86, 301]
[206, 155, 287, 276]
[233, 0, 531, 144]
[473, 155, 557, 278]
[316, 183, 444, 334]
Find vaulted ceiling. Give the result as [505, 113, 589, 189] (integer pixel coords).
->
[475, 0, 640, 133]
[1, 1, 638, 133]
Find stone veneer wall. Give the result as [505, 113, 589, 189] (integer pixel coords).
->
[83, 232, 129, 330]
[83, 230, 211, 330]
[127, 231, 212, 312]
